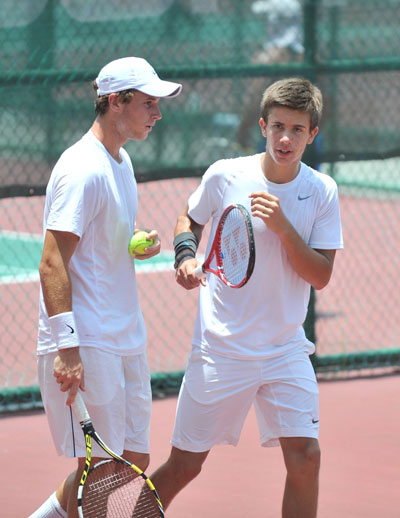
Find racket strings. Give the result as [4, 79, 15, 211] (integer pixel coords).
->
[219, 208, 251, 285]
[82, 460, 161, 518]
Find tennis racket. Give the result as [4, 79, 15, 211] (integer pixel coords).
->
[72, 391, 164, 518]
[194, 203, 255, 288]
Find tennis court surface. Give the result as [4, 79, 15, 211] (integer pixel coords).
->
[1, 373, 399, 518]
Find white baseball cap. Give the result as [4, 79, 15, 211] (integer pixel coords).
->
[95, 57, 182, 98]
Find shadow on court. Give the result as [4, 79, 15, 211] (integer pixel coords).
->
[1, 374, 399, 518]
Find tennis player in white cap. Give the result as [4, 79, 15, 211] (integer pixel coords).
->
[30, 57, 181, 518]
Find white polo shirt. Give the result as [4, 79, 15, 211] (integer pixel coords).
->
[37, 131, 146, 356]
[188, 154, 343, 360]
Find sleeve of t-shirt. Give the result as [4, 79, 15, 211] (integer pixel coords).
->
[308, 178, 344, 250]
[188, 160, 228, 225]
[46, 167, 105, 238]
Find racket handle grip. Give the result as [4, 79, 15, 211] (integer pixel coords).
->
[72, 391, 90, 424]
[194, 264, 205, 279]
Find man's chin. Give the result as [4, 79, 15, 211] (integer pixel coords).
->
[129, 133, 148, 142]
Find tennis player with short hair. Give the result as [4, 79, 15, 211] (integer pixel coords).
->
[29, 57, 181, 518]
[152, 77, 343, 517]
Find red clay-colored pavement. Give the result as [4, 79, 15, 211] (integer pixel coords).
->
[1, 374, 399, 518]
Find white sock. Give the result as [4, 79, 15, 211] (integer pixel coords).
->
[28, 491, 67, 518]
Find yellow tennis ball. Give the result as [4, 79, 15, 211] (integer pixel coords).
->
[128, 231, 154, 256]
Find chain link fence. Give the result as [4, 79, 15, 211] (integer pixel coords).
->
[1, 0, 399, 411]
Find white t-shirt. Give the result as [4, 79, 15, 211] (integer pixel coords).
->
[188, 154, 343, 360]
[37, 131, 146, 356]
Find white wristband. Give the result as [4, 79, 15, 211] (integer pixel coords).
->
[49, 311, 80, 349]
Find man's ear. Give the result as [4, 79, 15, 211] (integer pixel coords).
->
[108, 92, 121, 112]
[307, 126, 319, 145]
[259, 117, 267, 138]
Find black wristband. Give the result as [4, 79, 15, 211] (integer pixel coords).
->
[174, 252, 196, 270]
[173, 232, 199, 256]
[173, 232, 199, 270]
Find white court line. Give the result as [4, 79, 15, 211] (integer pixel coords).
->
[0, 253, 190, 284]
[0, 272, 40, 284]
[0, 230, 43, 241]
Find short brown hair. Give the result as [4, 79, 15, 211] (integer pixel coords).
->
[92, 80, 136, 115]
[260, 78, 323, 131]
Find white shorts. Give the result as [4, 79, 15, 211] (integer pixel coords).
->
[38, 347, 152, 458]
[171, 346, 319, 451]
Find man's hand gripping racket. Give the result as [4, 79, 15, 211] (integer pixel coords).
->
[194, 204, 255, 288]
[72, 392, 164, 518]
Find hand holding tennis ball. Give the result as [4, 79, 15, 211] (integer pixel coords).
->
[128, 231, 154, 256]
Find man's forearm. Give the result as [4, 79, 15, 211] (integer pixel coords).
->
[278, 225, 335, 290]
[40, 261, 73, 317]
[174, 209, 204, 243]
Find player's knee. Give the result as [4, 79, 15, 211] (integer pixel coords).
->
[124, 451, 150, 472]
[296, 444, 320, 478]
[176, 459, 203, 483]
[138, 454, 150, 472]
[283, 439, 321, 479]
[168, 448, 208, 484]
[178, 464, 201, 485]
[304, 442, 320, 475]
